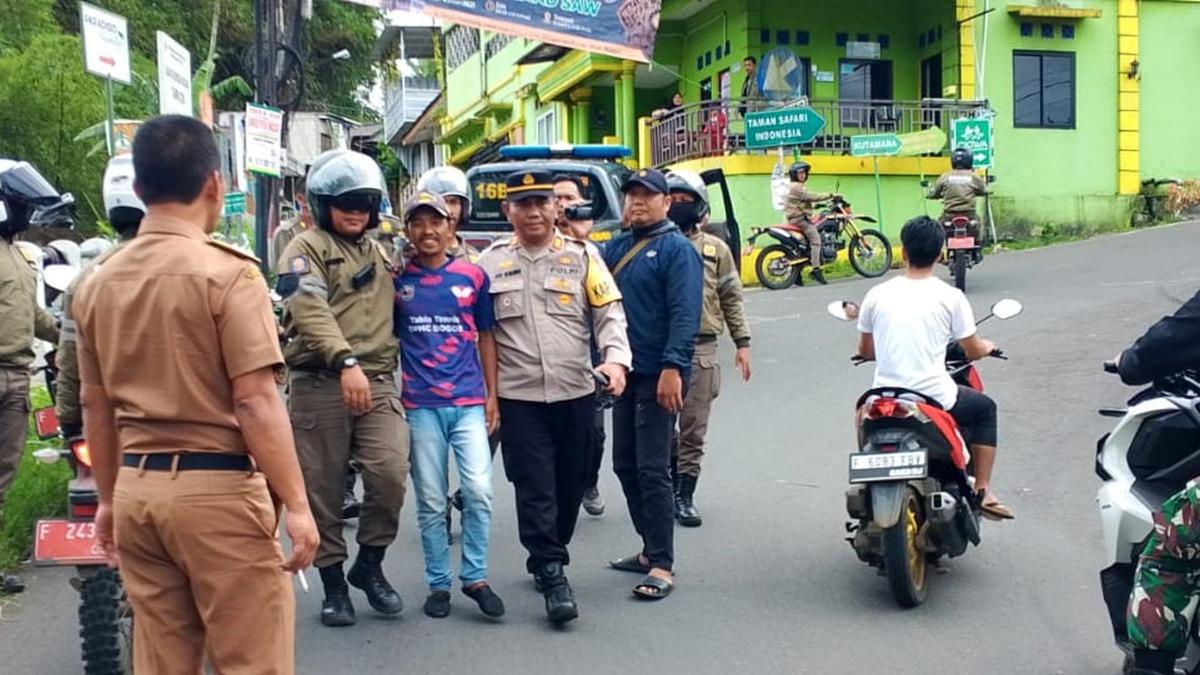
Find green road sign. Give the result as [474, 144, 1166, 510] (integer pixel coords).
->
[896, 127, 947, 156]
[745, 107, 827, 149]
[224, 191, 246, 216]
[850, 133, 901, 157]
[951, 117, 993, 169]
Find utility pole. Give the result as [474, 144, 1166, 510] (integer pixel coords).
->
[253, 0, 280, 270]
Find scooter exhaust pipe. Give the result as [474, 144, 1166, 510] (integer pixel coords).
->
[928, 491, 971, 557]
[928, 492, 957, 524]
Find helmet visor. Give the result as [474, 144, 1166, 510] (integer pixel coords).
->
[3, 163, 60, 204]
[330, 191, 380, 214]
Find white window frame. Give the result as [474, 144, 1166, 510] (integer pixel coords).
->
[536, 108, 560, 145]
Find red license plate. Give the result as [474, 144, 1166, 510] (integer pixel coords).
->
[947, 236, 976, 250]
[33, 406, 59, 439]
[33, 519, 106, 566]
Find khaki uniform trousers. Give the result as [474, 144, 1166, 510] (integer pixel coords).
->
[0, 366, 30, 510]
[114, 466, 294, 675]
[288, 371, 409, 569]
[674, 339, 722, 479]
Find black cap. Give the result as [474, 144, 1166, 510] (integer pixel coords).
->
[505, 169, 556, 202]
[621, 168, 669, 195]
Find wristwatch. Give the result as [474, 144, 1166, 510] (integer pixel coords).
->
[336, 356, 359, 372]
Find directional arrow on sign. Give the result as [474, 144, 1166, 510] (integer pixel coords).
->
[895, 127, 947, 157]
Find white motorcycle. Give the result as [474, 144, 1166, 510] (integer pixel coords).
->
[1097, 360, 1200, 674]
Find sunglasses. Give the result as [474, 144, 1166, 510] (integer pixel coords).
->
[330, 193, 380, 213]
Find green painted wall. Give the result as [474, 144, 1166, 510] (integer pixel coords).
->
[979, 2, 1129, 232]
[1140, 0, 1200, 180]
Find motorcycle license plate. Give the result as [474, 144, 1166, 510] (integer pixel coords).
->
[947, 236, 975, 250]
[848, 450, 928, 483]
[32, 519, 107, 566]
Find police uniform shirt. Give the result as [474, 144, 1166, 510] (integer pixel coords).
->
[74, 215, 283, 455]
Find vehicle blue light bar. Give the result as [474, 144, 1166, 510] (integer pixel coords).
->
[499, 144, 632, 161]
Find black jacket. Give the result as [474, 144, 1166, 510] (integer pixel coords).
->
[1119, 290, 1200, 385]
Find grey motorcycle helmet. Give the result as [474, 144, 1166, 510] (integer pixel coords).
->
[305, 149, 387, 231]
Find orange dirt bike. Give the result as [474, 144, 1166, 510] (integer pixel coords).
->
[748, 196, 892, 289]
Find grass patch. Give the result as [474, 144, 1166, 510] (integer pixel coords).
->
[0, 386, 70, 573]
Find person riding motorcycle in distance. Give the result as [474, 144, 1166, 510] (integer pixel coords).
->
[1117, 289, 1200, 675]
[927, 148, 988, 226]
[783, 161, 839, 286]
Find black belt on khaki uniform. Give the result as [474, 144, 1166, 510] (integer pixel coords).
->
[697, 334, 719, 344]
[123, 453, 253, 472]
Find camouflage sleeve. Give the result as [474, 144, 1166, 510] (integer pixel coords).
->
[715, 242, 750, 347]
[278, 237, 353, 368]
[1128, 483, 1200, 655]
[55, 279, 83, 437]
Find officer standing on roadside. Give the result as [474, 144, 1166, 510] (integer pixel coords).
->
[477, 169, 632, 624]
[276, 149, 410, 628]
[73, 115, 318, 673]
[664, 170, 751, 528]
[57, 155, 145, 444]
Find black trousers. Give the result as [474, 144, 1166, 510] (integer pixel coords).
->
[586, 400, 606, 490]
[499, 396, 596, 573]
[948, 385, 998, 447]
[612, 374, 676, 571]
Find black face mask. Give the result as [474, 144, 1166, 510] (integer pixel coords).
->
[668, 201, 702, 231]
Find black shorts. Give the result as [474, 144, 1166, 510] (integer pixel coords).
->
[948, 386, 997, 447]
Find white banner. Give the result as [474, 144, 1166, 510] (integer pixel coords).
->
[156, 31, 193, 116]
[80, 2, 131, 84]
[245, 103, 285, 177]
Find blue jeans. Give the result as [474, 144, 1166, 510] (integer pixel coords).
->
[408, 406, 494, 590]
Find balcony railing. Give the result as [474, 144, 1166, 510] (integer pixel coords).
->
[383, 77, 441, 145]
[647, 97, 988, 168]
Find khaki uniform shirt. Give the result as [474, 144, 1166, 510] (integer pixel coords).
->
[57, 244, 124, 434]
[687, 230, 751, 347]
[477, 234, 632, 403]
[73, 215, 283, 455]
[0, 239, 59, 369]
[278, 228, 398, 375]
[270, 216, 311, 271]
[929, 170, 988, 215]
[784, 182, 832, 224]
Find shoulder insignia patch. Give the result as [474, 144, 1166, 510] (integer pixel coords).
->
[206, 238, 260, 263]
[702, 243, 717, 257]
[290, 255, 310, 275]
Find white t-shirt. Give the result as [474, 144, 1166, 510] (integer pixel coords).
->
[857, 275, 977, 408]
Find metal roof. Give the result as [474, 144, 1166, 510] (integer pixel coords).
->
[371, 25, 438, 61]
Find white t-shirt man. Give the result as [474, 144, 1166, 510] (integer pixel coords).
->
[856, 276, 976, 409]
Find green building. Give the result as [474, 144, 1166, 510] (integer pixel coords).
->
[432, 0, 1200, 245]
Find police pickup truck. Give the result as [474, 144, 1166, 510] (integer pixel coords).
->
[462, 144, 741, 269]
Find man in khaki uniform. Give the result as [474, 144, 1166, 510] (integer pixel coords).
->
[665, 170, 751, 528]
[275, 149, 409, 627]
[57, 154, 145, 442]
[928, 147, 989, 221]
[784, 160, 839, 285]
[271, 176, 312, 270]
[477, 169, 632, 624]
[0, 160, 62, 511]
[74, 115, 318, 674]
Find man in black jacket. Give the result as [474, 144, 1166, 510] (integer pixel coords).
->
[1117, 291, 1200, 385]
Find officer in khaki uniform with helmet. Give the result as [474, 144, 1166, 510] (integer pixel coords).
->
[73, 115, 318, 674]
[275, 148, 410, 628]
[664, 170, 751, 528]
[477, 169, 632, 625]
[0, 159, 61, 515]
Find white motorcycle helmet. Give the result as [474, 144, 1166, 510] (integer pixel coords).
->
[102, 155, 145, 237]
[80, 237, 115, 267]
[416, 165, 470, 219]
[46, 239, 81, 270]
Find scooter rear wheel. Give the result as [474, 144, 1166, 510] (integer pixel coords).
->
[881, 488, 929, 607]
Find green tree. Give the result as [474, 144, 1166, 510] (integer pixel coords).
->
[0, 0, 55, 52]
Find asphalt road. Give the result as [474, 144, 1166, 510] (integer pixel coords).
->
[4, 222, 1199, 674]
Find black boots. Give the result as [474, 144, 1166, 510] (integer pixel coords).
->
[675, 475, 703, 527]
[810, 267, 828, 285]
[319, 564, 356, 627]
[347, 545, 404, 615]
[533, 562, 578, 624]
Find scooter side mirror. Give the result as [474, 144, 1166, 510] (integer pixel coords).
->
[42, 264, 80, 293]
[827, 300, 859, 322]
[987, 175, 997, 184]
[991, 298, 1023, 320]
[920, 180, 931, 188]
[32, 448, 62, 465]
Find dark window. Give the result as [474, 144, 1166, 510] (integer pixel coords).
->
[1020, 22, 1033, 37]
[1061, 25, 1075, 39]
[761, 29, 771, 45]
[725, 40, 731, 54]
[878, 34, 890, 49]
[1041, 24, 1054, 38]
[836, 32, 849, 46]
[1013, 51, 1075, 129]
[697, 55, 704, 70]
[797, 31, 809, 45]
[937, 25, 942, 40]
[777, 30, 790, 45]
[700, 77, 713, 101]
[705, 51, 712, 66]
[927, 29, 936, 45]
[715, 44, 723, 59]
[919, 33, 926, 49]
[856, 33, 869, 43]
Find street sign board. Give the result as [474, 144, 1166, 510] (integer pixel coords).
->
[745, 107, 827, 149]
[156, 31, 193, 116]
[80, 2, 131, 84]
[245, 104, 284, 177]
[850, 134, 901, 157]
[951, 117, 994, 169]
[896, 127, 948, 156]
[224, 192, 247, 216]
